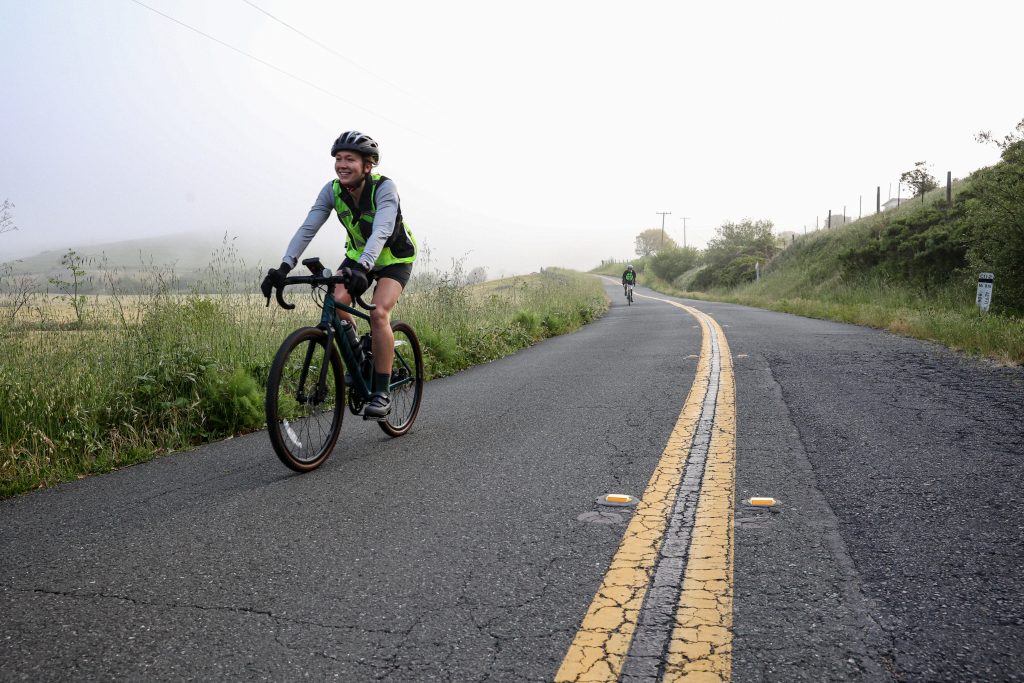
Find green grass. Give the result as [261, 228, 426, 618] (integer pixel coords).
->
[628, 261, 1024, 365]
[703, 277, 1024, 364]
[619, 237, 1024, 365]
[0, 267, 606, 498]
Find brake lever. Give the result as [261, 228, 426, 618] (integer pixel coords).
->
[337, 267, 376, 310]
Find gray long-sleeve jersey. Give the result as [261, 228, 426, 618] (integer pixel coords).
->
[281, 178, 401, 271]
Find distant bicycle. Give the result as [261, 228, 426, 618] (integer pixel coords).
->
[625, 283, 634, 305]
[263, 257, 423, 472]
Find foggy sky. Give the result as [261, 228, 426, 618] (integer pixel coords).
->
[2, 0, 1022, 274]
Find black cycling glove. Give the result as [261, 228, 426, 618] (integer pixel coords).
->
[346, 263, 370, 299]
[260, 262, 292, 300]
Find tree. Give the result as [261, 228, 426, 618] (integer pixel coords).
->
[900, 161, 938, 199]
[694, 219, 778, 289]
[634, 228, 677, 257]
[0, 199, 15, 235]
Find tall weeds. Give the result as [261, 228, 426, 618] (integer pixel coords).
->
[0, 254, 605, 498]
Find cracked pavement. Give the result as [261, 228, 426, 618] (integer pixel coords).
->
[703, 300, 1024, 682]
[0, 281, 698, 681]
[3, 282, 1022, 681]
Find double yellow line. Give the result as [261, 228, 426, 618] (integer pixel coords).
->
[556, 297, 736, 682]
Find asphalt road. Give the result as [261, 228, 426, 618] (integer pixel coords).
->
[2, 279, 1022, 681]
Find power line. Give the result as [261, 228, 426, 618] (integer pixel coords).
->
[127, 0, 414, 133]
[240, 0, 412, 98]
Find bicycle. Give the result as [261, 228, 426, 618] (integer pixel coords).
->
[263, 257, 424, 472]
[624, 282, 634, 305]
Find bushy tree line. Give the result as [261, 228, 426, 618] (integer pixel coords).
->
[629, 220, 777, 290]
[692, 219, 779, 289]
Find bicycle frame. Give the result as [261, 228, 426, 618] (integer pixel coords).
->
[317, 291, 373, 400]
[315, 290, 416, 401]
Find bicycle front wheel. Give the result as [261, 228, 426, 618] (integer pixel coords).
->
[266, 327, 344, 471]
[379, 321, 424, 438]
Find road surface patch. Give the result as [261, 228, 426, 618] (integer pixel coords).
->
[556, 295, 736, 682]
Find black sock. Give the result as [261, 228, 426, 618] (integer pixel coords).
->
[374, 372, 391, 395]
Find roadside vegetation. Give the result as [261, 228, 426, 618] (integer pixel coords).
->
[594, 119, 1024, 364]
[0, 250, 605, 498]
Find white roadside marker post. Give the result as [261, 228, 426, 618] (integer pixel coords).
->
[976, 272, 994, 312]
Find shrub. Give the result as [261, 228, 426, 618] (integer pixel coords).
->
[965, 135, 1024, 314]
[513, 309, 541, 337]
[648, 247, 700, 283]
[839, 204, 972, 288]
[200, 367, 264, 435]
[699, 219, 778, 288]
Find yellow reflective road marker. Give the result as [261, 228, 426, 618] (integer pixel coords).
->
[556, 296, 736, 682]
[748, 497, 776, 507]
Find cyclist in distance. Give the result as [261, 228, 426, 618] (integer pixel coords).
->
[261, 131, 417, 419]
[622, 264, 637, 296]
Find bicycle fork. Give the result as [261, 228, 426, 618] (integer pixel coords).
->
[295, 325, 335, 406]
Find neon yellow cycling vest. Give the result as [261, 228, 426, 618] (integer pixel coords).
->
[332, 175, 417, 266]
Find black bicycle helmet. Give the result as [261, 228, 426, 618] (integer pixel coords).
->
[330, 131, 380, 164]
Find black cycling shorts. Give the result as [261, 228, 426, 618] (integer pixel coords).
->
[340, 258, 413, 289]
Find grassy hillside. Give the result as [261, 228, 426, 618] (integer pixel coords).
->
[0, 230, 344, 293]
[594, 139, 1024, 364]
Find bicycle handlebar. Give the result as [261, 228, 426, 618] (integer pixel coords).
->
[268, 267, 376, 312]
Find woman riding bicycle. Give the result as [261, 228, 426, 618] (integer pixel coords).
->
[261, 131, 417, 419]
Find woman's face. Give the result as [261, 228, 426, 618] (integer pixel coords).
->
[335, 151, 371, 187]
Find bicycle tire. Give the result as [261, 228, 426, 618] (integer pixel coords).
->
[266, 326, 344, 471]
[378, 320, 424, 437]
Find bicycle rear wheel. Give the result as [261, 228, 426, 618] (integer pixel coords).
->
[266, 326, 344, 471]
[379, 321, 423, 437]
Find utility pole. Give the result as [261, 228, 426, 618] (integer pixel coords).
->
[680, 216, 691, 248]
[657, 211, 672, 247]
